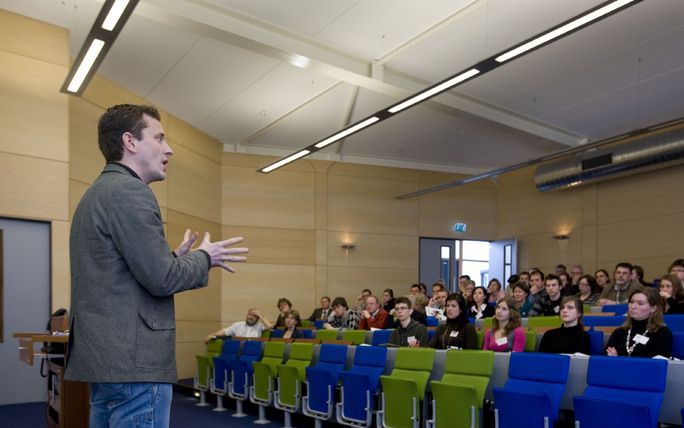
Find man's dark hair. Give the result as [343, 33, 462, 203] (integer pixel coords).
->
[530, 270, 544, 280]
[331, 297, 348, 309]
[459, 275, 471, 280]
[394, 296, 412, 309]
[98, 104, 161, 162]
[544, 274, 561, 285]
[615, 262, 633, 271]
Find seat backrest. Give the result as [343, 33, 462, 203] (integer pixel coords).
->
[346, 345, 388, 391]
[270, 329, 284, 338]
[258, 341, 285, 376]
[206, 338, 223, 357]
[602, 303, 628, 315]
[587, 329, 604, 355]
[390, 348, 435, 397]
[315, 329, 338, 342]
[342, 329, 367, 345]
[284, 342, 314, 380]
[221, 339, 241, 359]
[504, 352, 570, 416]
[582, 315, 625, 327]
[240, 340, 262, 359]
[316, 343, 348, 370]
[524, 329, 537, 352]
[526, 316, 561, 328]
[440, 349, 494, 405]
[582, 356, 668, 427]
[426, 316, 439, 327]
[672, 332, 684, 359]
[664, 314, 684, 331]
[371, 329, 393, 346]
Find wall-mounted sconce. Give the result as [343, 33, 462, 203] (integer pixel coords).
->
[551, 234, 570, 241]
[341, 244, 356, 251]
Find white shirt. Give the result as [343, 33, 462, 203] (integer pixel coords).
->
[222, 321, 265, 338]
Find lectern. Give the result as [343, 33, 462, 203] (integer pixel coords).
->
[13, 315, 89, 428]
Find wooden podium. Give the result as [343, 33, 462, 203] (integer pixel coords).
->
[13, 316, 89, 428]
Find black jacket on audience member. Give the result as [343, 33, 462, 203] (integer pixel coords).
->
[538, 324, 591, 354]
[605, 318, 673, 358]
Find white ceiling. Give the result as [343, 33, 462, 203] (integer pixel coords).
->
[3, 0, 684, 175]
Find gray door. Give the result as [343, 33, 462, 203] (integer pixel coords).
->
[0, 217, 50, 405]
[489, 238, 517, 290]
[419, 238, 457, 293]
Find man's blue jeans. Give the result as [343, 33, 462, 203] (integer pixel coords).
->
[89, 382, 172, 428]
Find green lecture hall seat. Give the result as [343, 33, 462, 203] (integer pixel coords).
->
[342, 329, 368, 345]
[249, 341, 286, 424]
[274, 342, 315, 428]
[426, 349, 495, 428]
[377, 348, 436, 428]
[194, 338, 223, 407]
[315, 329, 339, 342]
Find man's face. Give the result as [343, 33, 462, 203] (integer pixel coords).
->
[394, 303, 411, 322]
[245, 310, 259, 326]
[365, 297, 379, 313]
[436, 290, 448, 305]
[614, 267, 631, 286]
[333, 305, 346, 317]
[432, 285, 442, 296]
[132, 115, 172, 184]
[545, 279, 561, 299]
[519, 272, 530, 283]
[529, 274, 543, 293]
[571, 266, 583, 282]
[671, 265, 684, 282]
[410, 286, 419, 295]
[321, 298, 330, 309]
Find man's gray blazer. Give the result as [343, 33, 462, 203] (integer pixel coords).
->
[65, 163, 210, 383]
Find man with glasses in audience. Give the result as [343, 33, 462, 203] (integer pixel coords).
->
[388, 297, 428, 347]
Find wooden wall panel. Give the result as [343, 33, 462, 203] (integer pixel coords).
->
[0, 10, 68, 66]
[69, 97, 104, 185]
[176, 341, 206, 379]
[327, 174, 419, 234]
[167, 144, 221, 223]
[419, 185, 498, 239]
[0, 153, 68, 221]
[0, 52, 68, 162]
[220, 263, 315, 324]
[326, 266, 417, 305]
[222, 165, 315, 229]
[222, 225, 315, 266]
[167, 115, 221, 162]
[326, 232, 417, 269]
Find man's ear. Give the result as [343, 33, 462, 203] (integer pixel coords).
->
[121, 131, 136, 154]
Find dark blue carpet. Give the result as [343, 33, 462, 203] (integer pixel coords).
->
[0, 401, 47, 428]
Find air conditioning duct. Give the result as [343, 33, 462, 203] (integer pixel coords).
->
[534, 127, 684, 192]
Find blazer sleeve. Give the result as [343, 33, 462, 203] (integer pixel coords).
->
[107, 179, 209, 297]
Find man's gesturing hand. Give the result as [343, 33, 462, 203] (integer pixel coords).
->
[198, 233, 248, 272]
[175, 228, 199, 256]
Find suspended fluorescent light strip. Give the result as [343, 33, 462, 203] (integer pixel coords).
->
[102, 0, 131, 31]
[66, 39, 105, 93]
[496, 0, 635, 63]
[261, 150, 311, 173]
[388, 68, 480, 113]
[60, 0, 139, 96]
[257, 0, 642, 173]
[315, 116, 380, 149]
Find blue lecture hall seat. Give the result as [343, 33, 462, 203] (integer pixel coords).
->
[371, 329, 393, 346]
[227, 340, 262, 417]
[336, 345, 388, 427]
[493, 352, 571, 428]
[210, 339, 241, 412]
[573, 356, 668, 428]
[601, 304, 627, 315]
[582, 315, 625, 327]
[303, 343, 349, 427]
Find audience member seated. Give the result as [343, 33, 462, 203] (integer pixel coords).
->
[570, 264, 584, 286]
[388, 297, 428, 347]
[668, 259, 684, 283]
[577, 274, 601, 307]
[538, 296, 591, 354]
[527, 270, 546, 304]
[382, 288, 396, 313]
[429, 294, 478, 350]
[282, 310, 304, 339]
[358, 295, 389, 330]
[555, 263, 567, 275]
[529, 274, 563, 317]
[511, 281, 533, 317]
[631, 264, 652, 288]
[594, 268, 611, 292]
[560, 272, 579, 296]
[505, 275, 519, 298]
[606, 288, 673, 358]
[205, 308, 273, 342]
[483, 298, 526, 352]
[488, 278, 505, 303]
[458, 275, 471, 294]
[469, 286, 494, 320]
[324, 297, 360, 330]
[408, 287, 429, 317]
[658, 274, 684, 314]
[308, 296, 331, 322]
[275, 297, 293, 327]
[431, 282, 445, 300]
[463, 280, 476, 307]
[354, 289, 372, 312]
[426, 289, 448, 320]
[518, 271, 530, 286]
[599, 262, 643, 305]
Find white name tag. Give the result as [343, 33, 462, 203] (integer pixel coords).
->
[450, 331, 459, 338]
[554, 306, 560, 313]
[407, 336, 417, 346]
[495, 337, 508, 346]
[634, 334, 649, 345]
